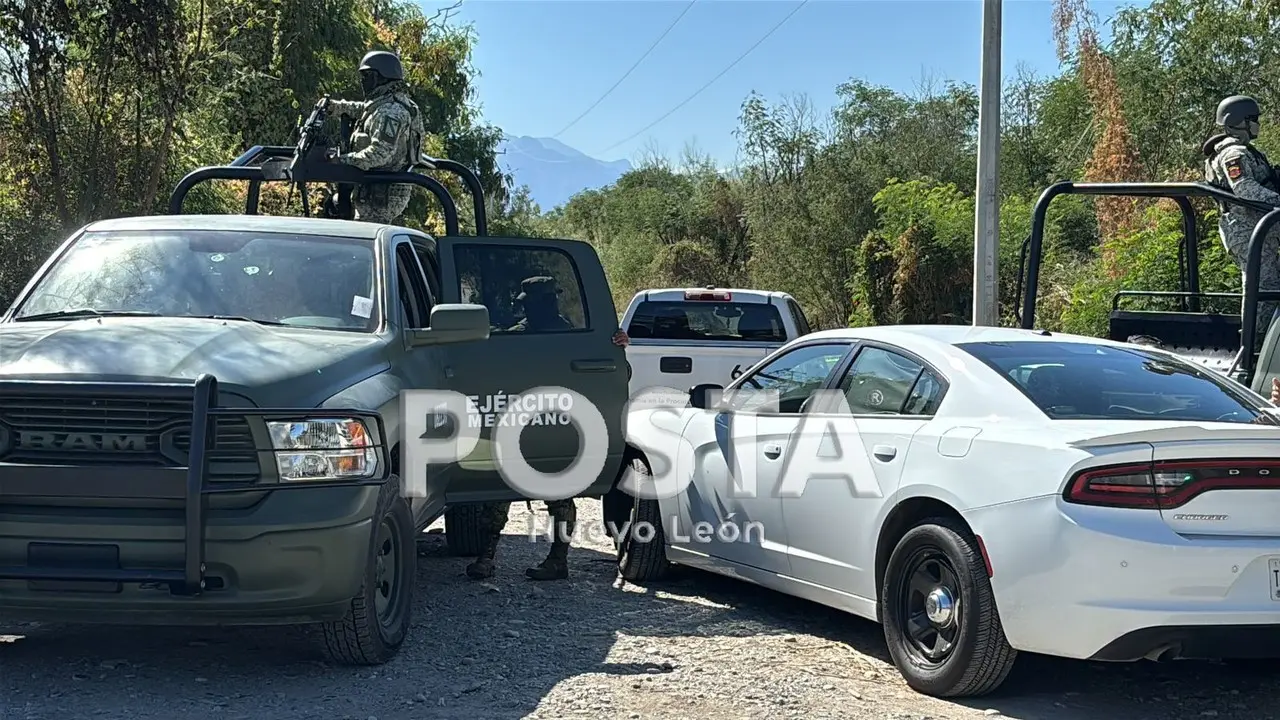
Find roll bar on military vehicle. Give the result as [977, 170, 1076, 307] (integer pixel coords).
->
[0, 374, 392, 596]
[167, 145, 489, 237]
[1015, 180, 1280, 385]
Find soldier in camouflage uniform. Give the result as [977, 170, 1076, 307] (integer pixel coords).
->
[326, 50, 425, 224]
[1204, 95, 1280, 348]
[466, 276, 577, 581]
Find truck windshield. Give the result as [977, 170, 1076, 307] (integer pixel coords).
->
[627, 300, 787, 342]
[957, 340, 1268, 423]
[11, 229, 378, 331]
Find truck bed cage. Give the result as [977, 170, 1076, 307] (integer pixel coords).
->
[168, 145, 488, 237]
[0, 374, 390, 596]
[1016, 181, 1280, 382]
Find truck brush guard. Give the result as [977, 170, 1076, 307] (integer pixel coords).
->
[0, 373, 390, 596]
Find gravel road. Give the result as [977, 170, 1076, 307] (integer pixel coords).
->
[3, 499, 1278, 720]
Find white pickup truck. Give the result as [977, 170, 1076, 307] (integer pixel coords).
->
[619, 286, 812, 399]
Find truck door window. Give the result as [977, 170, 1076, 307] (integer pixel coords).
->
[394, 242, 432, 328]
[629, 300, 786, 342]
[453, 244, 587, 333]
[837, 346, 934, 415]
[411, 241, 443, 305]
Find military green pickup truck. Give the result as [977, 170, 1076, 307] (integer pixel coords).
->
[0, 146, 632, 665]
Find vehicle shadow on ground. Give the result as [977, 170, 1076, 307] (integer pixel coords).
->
[2, 519, 1277, 720]
[0, 525, 800, 720]
[625, 562, 1279, 720]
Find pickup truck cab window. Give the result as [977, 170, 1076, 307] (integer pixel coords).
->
[628, 299, 787, 342]
[12, 229, 378, 332]
[453, 243, 587, 333]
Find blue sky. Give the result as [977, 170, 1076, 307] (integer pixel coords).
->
[421, 0, 1149, 166]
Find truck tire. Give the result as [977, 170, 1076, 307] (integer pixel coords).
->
[319, 476, 416, 665]
[616, 457, 670, 582]
[444, 504, 488, 557]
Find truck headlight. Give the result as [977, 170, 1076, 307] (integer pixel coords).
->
[267, 418, 378, 482]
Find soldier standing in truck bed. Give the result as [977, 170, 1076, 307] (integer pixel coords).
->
[325, 50, 425, 224]
[1204, 95, 1280, 348]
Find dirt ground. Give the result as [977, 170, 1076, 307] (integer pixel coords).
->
[2, 499, 1277, 720]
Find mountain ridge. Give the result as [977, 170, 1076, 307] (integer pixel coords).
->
[497, 135, 632, 211]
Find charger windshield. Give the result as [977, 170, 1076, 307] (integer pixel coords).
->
[12, 230, 377, 331]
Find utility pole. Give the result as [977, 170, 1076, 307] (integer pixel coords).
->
[973, 0, 1002, 326]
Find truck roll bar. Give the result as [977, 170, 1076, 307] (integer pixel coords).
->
[168, 144, 490, 237]
[1239, 207, 1280, 377]
[1019, 181, 1276, 328]
[418, 155, 488, 237]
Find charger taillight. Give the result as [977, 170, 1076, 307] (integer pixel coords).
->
[684, 290, 731, 301]
[1065, 459, 1280, 509]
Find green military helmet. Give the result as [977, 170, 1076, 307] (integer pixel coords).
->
[359, 50, 404, 81]
[359, 50, 403, 96]
[515, 275, 560, 302]
[1217, 95, 1261, 128]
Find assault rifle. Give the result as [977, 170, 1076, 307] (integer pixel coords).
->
[283, 96, 358, 219]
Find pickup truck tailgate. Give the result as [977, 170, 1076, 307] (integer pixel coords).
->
[626, 340, 780, 398]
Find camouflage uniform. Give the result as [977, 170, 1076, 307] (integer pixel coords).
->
[465, 498, 576, 582]
[1204, 95, 1280, 348]
[328, 52, 425, 225]
[464, 276, 576, 581]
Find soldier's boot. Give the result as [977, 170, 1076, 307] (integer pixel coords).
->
[526, 501, 574, 581]
[465, 503, 506, 580]
[465, 538, 498, 580]
[524, 546, 569, 580]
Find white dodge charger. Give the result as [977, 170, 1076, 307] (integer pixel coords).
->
[618, 324, 1280, 697]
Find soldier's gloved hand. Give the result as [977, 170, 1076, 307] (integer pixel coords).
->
[324, 148, 341, 162]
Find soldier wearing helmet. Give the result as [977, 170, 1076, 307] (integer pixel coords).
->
[1204, 95, 1280, 347]
[507, 276, 573, 332]
[324, 50, 425, 224]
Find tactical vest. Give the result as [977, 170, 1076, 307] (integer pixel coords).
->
[355, 90, 424, 171]
[352, 90, 425, 209]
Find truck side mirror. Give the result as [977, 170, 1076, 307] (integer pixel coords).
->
[406, 303, 490, 346]
[689, 383, 724, 410]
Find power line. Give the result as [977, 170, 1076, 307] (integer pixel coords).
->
[550, 0, 698, 139]
[596, 0, 810, 156]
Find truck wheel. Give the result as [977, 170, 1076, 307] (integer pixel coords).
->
[881, 517, 1016, 697]
[319, 477, 416, 665]
[616, 457, 669, 582]
[444, 504, 487, 557]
